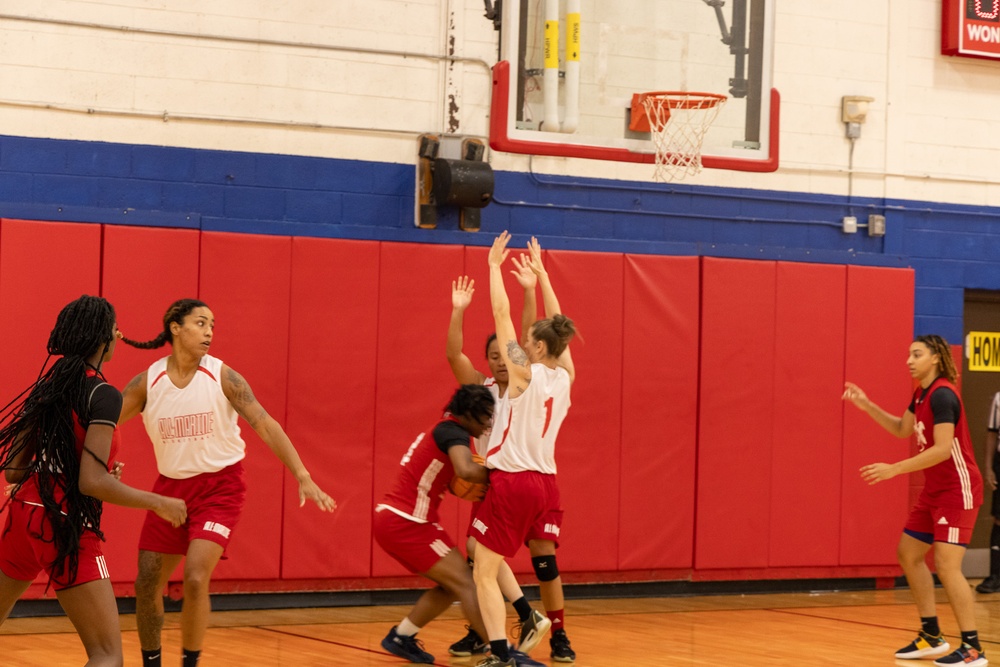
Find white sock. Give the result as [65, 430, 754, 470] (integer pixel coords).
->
[397, 617, 421, 636]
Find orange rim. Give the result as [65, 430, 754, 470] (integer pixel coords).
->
[639, 91, 727, 110]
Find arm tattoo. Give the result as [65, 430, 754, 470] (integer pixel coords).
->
[506, 341, 529, 368]
[226, 368, 267, 427]
[123, 373, 144, 394]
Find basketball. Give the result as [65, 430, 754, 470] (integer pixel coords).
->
[448, 454, 488, 502]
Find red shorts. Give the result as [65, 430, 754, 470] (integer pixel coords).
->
[139, 462, 247, 554]
[469, 470, 559, 558]
[904, 496, 979, 545]
[0, 501, 110, 591]
[466, 494, 563, 550]
[373, 506, 455, 573]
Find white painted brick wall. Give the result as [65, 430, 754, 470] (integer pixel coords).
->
[0, 0, 999, 203]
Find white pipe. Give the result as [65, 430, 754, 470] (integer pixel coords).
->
[542, 0, 561, 132]
[562, 0, 581, 133]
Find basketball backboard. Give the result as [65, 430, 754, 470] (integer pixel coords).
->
[489, 0, 778, 172]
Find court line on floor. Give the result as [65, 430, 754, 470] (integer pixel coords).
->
[256, 625, 459, 666]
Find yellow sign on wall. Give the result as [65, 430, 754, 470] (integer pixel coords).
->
[967, 331, 1000, 371]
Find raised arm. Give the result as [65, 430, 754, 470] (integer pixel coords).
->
[525, 237, 576, 383]
[446, 276, 487, 385]
[222, 365, 336, 512]
[489, 232, 531, 397]
[510, 253, 538, 346]
[118, 371, 148, 424]
[842, 382, 915, 438]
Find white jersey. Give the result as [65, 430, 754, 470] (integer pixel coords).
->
[485, 363, 570, 474]
[474, 377, 502, 457]
[142, 354, 246, 479]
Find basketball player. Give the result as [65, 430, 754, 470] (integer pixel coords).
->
[843, 335, 987, 667]
[447, 271, 575, 661]
[0, 296, 187, 667]
[975, 390, 1000, 594]
[472, 232, 577, 667]
[374, 384, 497, 664]
[119, 299, 336, 667]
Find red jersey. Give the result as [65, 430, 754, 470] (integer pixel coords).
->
[378, 417, 473, 524]
[911, 378, 982, 510]
[15, 371, 121, 511]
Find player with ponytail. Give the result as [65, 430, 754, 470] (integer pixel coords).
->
[844, 334, 987, 666]
[118, 298, 336, 667]
[471, 233, 577, 667]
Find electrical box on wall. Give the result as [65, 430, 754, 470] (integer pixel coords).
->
[942, 0, 1000, 60]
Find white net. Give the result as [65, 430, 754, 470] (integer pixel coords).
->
[642, 93, 726, 182]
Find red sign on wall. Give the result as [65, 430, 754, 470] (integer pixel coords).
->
[943, 0, 1000, 59]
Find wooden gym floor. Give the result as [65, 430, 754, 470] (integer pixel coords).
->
[3, 583, 1000, 666]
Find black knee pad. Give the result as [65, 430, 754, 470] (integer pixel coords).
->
[532, 555, 559, 582]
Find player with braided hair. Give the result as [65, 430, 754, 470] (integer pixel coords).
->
[374, 384, 502, 664]
[844, 334, 987, 667]
[118, 298, 335, 667]
[0, 295, 187, 666]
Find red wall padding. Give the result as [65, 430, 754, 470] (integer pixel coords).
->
[769, 262, 846, 567]
[697, 257, 777, 570]
[101, 225, 201, 583]
[0, 219, 102, 399]
[839, 266, 914, 565]
[282, 237, 380, 579]
[543, 250, 623, 572]
[1, 219, 920, 592]
[619, 254, 699, 570]
[371, 242, 465, 577]
[198, 232, 293, 579]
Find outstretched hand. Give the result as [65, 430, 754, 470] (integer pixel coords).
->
[510, 254, 537, 289]
[488, 231, 511, 268]
[452, 275, 475, 310]
[299, 477, 337, 512]
[842, 382, 869, 409]
[525, 236, 546, 276]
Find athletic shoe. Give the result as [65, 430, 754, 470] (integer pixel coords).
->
[977, 575, 1000, 593]
[381, 626, 435, 664]
[550, 628, 577, 662]
[475, 656, 515, 667]
[508, 648, 546, 666]
[895, 631, 951, 660]
[933, 643, 987, 667]
[449, 626, 488, 656]
[512, 610, 552, 654]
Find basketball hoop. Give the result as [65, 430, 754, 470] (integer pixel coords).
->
[636, 91, 727, 182]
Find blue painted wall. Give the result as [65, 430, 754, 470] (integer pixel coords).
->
[2, 134, 997, 342]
